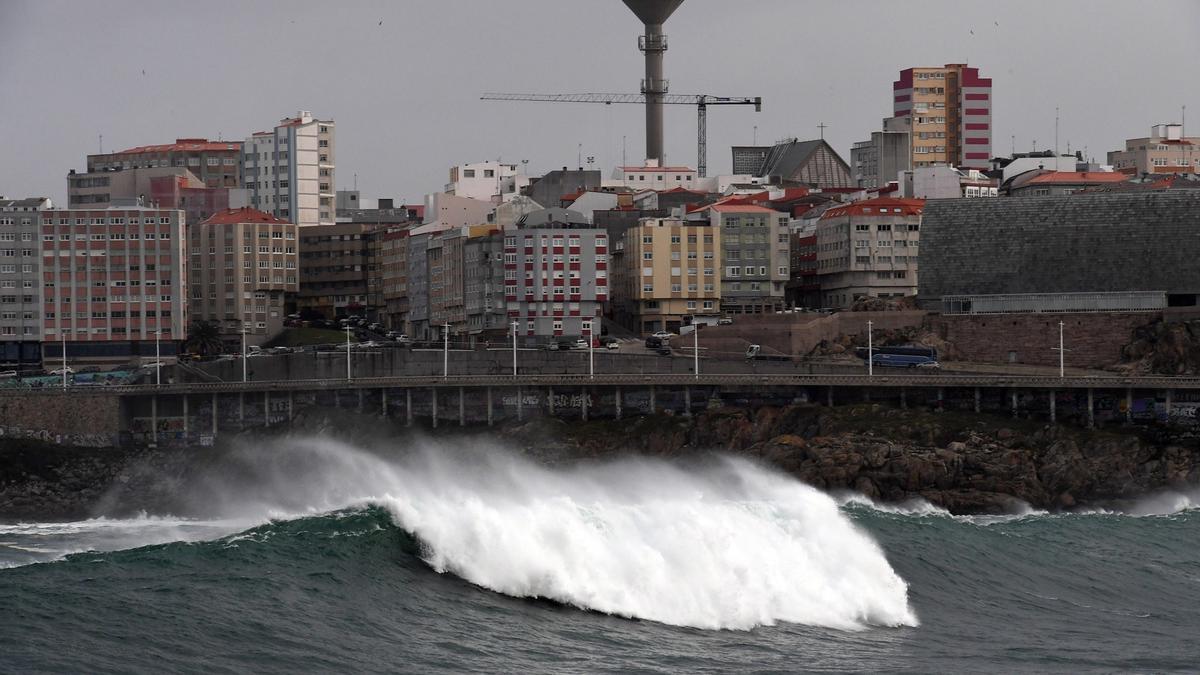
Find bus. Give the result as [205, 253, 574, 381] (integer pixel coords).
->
[855, 345, 939, 369]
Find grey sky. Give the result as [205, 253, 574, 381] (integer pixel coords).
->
[2, 0, 1197, 205]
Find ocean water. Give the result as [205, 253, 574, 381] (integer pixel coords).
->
[1, 438, 1198, 674]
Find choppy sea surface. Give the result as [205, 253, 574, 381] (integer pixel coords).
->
[2, 438, 1198, 673]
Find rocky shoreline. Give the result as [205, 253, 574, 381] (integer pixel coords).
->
[2, 403, 1198, 520]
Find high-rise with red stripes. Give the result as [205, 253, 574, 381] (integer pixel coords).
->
[892, 64, 992, 171]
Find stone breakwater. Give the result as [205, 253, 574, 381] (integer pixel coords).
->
[1, 404, 1198, 519]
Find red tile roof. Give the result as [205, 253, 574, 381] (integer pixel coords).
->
[114, 138, 242, 154]
[821, 197, 925, 219]
[1025, 171, 1128, 185]
[201, 207, 292, 226]
[659, 186, 707, 194]
[709, 204, 777, 214]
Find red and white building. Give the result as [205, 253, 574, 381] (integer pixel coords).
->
[893, 63, 992, 170]
[502, 209, 607, 341]
[41, 205, 187, 362]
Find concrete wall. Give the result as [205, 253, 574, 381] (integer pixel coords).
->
[931, 312, 1154, 368]
[694, 311, 927, 357]
[0, 392, 121, 446]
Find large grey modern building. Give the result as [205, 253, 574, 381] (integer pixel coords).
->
[918, 192, 1200, 312]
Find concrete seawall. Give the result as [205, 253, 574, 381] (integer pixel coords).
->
[0, 392, 122, 447]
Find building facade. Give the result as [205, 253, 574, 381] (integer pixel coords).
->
[502, 209, 608, 340]
[190, 208, 298, 347]
[709, 204, 789, 314]
[84, 138, 242, 190]
[446, 161, 530, 203]
[41, 206, 187, 362]
[0, 198, 52, 366]
[1108, 124, 1200, 175]
[463, 226, 506, 339]
[243, 111, 335, 227]
[815, 197, 924, 308]
[613, 217, 720, 334]
[851, 116, 912, 189]
[297, 222, 371, 319]
[892, 64, 992, 170]
[611, 163, 698, 191]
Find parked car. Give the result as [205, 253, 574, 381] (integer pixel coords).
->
[49, 367, 75, 375]
[544, 341, 560, 351]
[367, 322, 383, 332]
[651, 331, 674, 340]
[393, 334, 412, 345]
[717, 317, 733, 325]
[605, 341, 620, 350]
[570, 339, 589, 350]
[0, 370, 18, 378]
[645, 336, 664, 349]
[599, 336, 618, 346]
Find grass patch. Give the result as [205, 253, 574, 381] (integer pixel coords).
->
[264, 328, 349, 348]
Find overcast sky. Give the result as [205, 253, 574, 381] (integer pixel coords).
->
[2, 0, 1197, 204]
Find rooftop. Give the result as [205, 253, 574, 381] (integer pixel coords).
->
[618, 165, 695, 173]
[1025, 172, 1128, 185]
[201, 207, 292, 226]
[111, 138, 241, 155]
[822, 197, 925, 219]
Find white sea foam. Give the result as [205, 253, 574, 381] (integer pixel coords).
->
[179, 437, 918, 631]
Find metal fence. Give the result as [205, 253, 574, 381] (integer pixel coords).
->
[941, 291, 1167, 315]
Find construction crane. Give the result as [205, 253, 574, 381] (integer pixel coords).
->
[480, 92, 762, 178]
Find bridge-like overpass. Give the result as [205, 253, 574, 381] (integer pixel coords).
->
[3, 371, 1198, 449]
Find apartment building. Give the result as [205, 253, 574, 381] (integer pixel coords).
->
[243, 111, 335, 226]
[502, 208, 607, 340]
[815, 197, 924, 308]
[612, 217, 720, 334]
[610, 162, 698, 191]
[851, 116, 912, 189]
[708, 204, 789, 314]
[190, 208, 297, 347]
[0, 198, 52, 365]
[81, 138, 242, 192]
[297, 222, 371, 318]
[41, 205, 187, 362]
[1108, 124, 1200, 175]
[463, 226, 506, 339]
[445, 161, 531, 203]
[893, 64, 992, 170]
[427, 228, 467, 335]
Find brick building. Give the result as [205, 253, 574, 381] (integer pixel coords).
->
[41, 205, 187, 363]
[297, 222, 371, 318]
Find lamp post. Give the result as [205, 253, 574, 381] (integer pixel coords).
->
[241, 324, 248, 383]
[586, 320, 594, 379]
[511, 320, 519, 377]
[867, 320, 874, 377]
[61, 329, 67, 390]
[693, 323, 700, 380]
[1057, 320, 1065, 378]
[442, 322, 451, 380]
[344, 325, 353, 381]
[155, 328, 161, 386]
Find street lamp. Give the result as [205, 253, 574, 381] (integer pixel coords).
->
[693, 323, 700, 380]
[585, 319, 594, 379]
[344, 324, 354, 381]
[60, 328, 67, 390]
[511, 320, 519, 377]
[241, 324, 248, 383]
[867, 319, 874, 377]
[155, 327, 161, 386]
[442, 322, 451, 380]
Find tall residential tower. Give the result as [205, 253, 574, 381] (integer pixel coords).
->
[892, 64, 992, 170]
[243, 111, 335, 227]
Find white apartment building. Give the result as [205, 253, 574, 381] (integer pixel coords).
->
[242, 111, 335, 227]
[815, 197, 924, 308]
[445, 161, 531, 203]
[608, 160, 698, 191]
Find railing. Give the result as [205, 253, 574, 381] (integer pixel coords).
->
[11, 372, 1200, 397]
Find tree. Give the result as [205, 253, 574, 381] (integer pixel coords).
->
[185, 320, 225, 356]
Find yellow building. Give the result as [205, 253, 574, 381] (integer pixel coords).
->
[614, 217, 720, 334]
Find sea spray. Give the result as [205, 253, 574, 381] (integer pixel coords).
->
[130, 435, 920, 631]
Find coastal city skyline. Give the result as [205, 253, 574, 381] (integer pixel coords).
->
[3, 0, 1198, 203]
